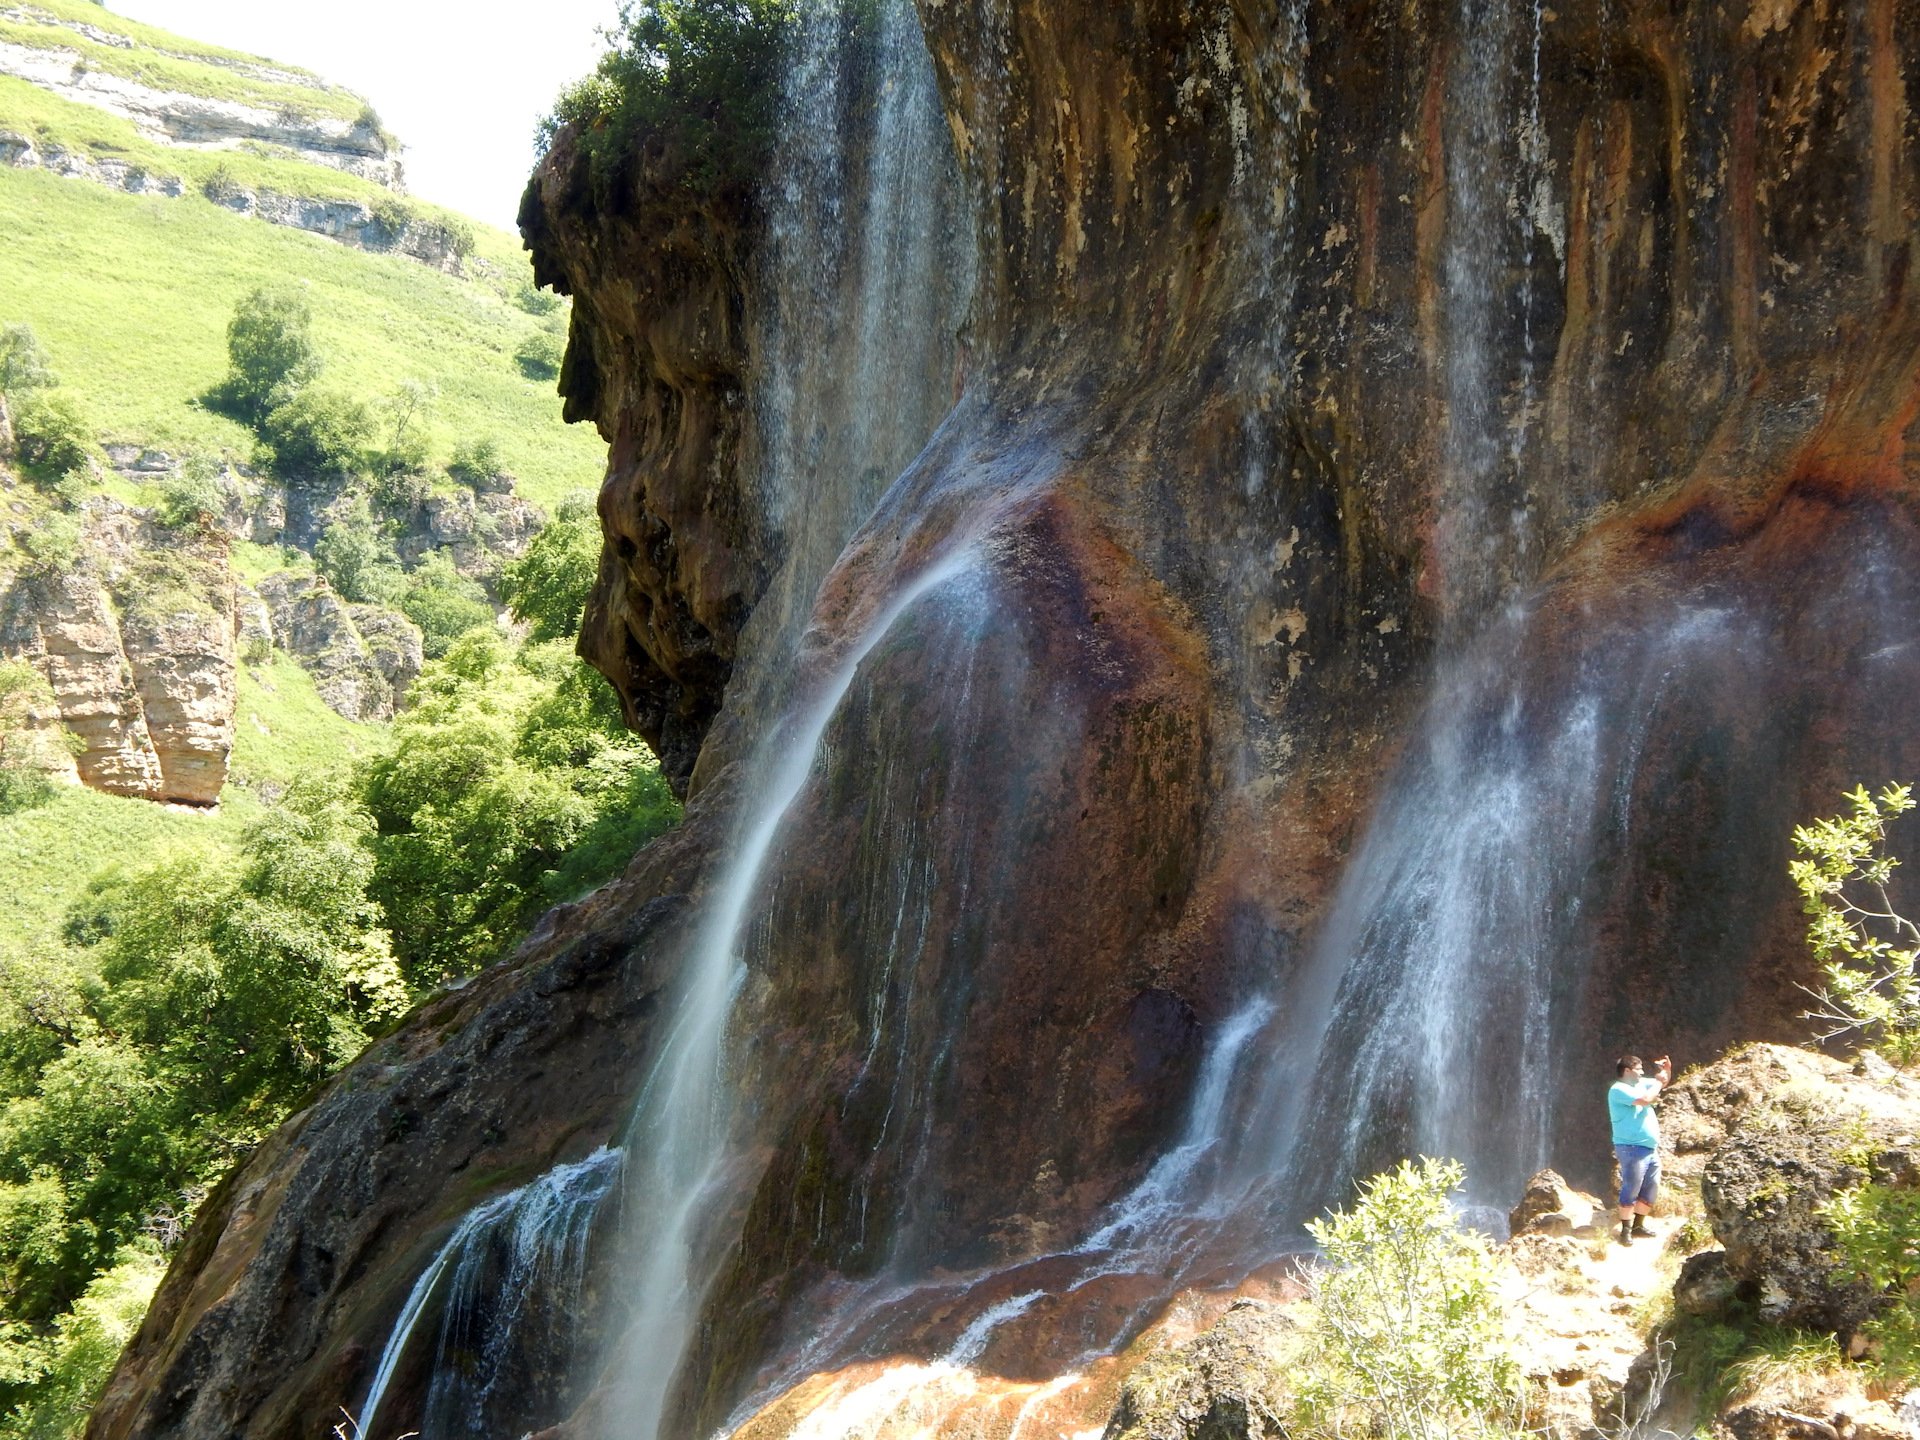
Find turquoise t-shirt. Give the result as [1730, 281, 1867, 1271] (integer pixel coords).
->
[1608, 1078, 1661, 1147]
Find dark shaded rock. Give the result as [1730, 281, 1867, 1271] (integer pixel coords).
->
[1675, 1249, 1740, 1319]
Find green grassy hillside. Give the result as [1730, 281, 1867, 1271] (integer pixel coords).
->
[0, 166, 599, 509]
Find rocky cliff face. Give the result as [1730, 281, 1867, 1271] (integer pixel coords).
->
[88, 0, 1920, 1437]
[0, 496, 235, 804]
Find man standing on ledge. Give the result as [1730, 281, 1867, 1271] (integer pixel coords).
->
[1608, 1053, 1671, 1246]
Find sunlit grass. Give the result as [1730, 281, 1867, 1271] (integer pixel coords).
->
[0, 165, 603, 509]
[230, 652, 389, 792]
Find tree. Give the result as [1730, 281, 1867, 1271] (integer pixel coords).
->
[447, 436, 503, 486]
[378, 380, 436, 475]
[398, 551, 493, 658]
[258, 387, 371, 479]
[0, 326, 56, 399]
[1791, 783, 1920, 1062]
[314, 495, 401, 604]
[502, 495, 601, 643]
[222, 286, 319, 423]
[1297, 1157, 1524, 1440]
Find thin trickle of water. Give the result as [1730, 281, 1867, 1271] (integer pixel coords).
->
[358, 1147, 622, 1439]
[738, 0, 975, 722]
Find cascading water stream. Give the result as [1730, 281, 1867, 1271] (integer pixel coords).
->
[604, 545, 988, 1440]
[358, 1147, 623, 1438]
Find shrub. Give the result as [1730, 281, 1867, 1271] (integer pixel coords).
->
[0, 659, 73, 817]
[16, 513, 81, 578]
[515, 282, 564, 317]
[369, 196, 414, 242]
[259, 387, 372, 479]
[199, 162, 242, 204]
[10, 394, 94, 480]
[398, 551, 494, 658]
[151, 455, 225, 533]
[314, 495, 402, 605]
[221, 286, 320, 424]
[514, 330, 564, 382]
[1791, 783, 1920, 1062]
[1823, 1181, 1920, 1383]
[1296, 1157, 1525, 1440]
[502, 494, 602, 643]
[0, 325, 56, 399]
[447, 436, 503, 485]
[540, 0, 801, 194]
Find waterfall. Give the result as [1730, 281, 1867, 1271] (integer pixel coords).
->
[357, 1147, 623, 1439]
[602, 546, 988, 1440]
[353, 4, 974, 1434]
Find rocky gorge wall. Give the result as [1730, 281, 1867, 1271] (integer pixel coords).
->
[85, 0, 1920, 1437]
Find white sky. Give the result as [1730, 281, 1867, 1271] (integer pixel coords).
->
[113, 0, 621, 230]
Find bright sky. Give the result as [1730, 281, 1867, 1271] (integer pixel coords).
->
[113, 0, 620, 230]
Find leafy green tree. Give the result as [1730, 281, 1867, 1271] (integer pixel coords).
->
[0, 1243, 163, 1440]
[0, 777, 403, 1401]
[314, 494, 401, 605]
[1297, 1157, 1524, 1440]
[398, 551, 494, 658]
[0, 326, 56, 399]
[1791, 783, 1920, 1062]
[514, 330, 564, 381]
[221, 286, 319, 423]
[360, 635, 676, 981]
[378, 380, 436, 476]
[502, 494, 602, 643]
[258, 387, 371, 479]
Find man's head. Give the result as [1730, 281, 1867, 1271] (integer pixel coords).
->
[1616, 1055, 1642, 1078]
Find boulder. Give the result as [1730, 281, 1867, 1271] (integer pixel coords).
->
[1103, 1300, 1294, 1440]
[1511, 1169, 1603, 1237]
[1688, 1045, 1920, 1336]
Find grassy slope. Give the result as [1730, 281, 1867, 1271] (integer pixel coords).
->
[0, 165, 600, 509]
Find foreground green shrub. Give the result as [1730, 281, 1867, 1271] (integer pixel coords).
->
[1791, 783, 1920, 1062]
[1823, 1181, 1920, 1383]
[1298, 1157, 1524, 1440]
[0, 325, 56, 399]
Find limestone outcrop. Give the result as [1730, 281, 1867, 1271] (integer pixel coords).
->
[0, 497, 234, 803]
[254, 572, 420, 724]
[1689, 1047, 1920, 1340]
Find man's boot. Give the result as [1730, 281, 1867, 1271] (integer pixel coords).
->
[1631, 1215, 1652, 1238]
[1617, 1219, 1633, 1246]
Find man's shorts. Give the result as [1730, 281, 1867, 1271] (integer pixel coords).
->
[1615, 1143, 1659, 1209]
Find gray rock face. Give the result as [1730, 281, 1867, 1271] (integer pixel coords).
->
[254, 571, 420, 722]
[394, 489, 546, 577]
[0, 31, 398, 186]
